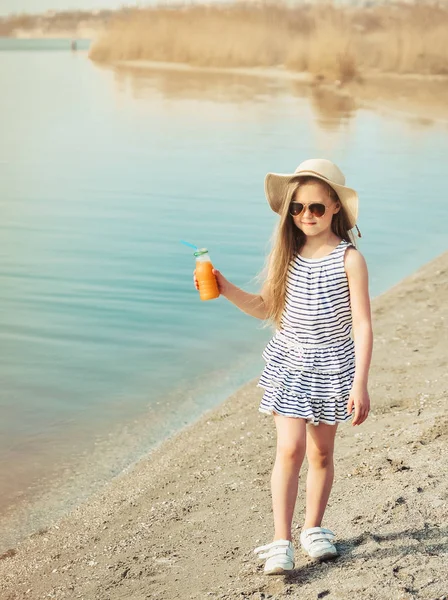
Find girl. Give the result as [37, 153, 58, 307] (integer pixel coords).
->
[193, 158, 373, 575]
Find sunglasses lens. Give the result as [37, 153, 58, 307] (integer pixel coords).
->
[310, 203, 326, 217]
[289, 202, 304, 216]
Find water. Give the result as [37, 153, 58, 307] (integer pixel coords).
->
[0, 38, 91, 51]
[0, 40, 447, 551]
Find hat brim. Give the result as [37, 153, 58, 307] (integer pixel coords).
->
[265, 171, 358, 230]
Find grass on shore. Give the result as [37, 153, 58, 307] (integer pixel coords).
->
[89, 1, 448, 83]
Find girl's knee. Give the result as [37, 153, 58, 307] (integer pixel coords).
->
[276, 440, 306, 463]
[307, 446, 334, 468]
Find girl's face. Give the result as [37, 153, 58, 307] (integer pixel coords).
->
[290, 181, 340, 237]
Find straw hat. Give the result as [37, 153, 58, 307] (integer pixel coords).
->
[265, 158, 359, 230]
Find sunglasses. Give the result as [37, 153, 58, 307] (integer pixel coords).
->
[289, 202, 327, 218]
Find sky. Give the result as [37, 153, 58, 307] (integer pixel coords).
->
[0, 0, 148, 16]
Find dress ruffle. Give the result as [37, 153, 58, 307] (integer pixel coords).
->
[258, 330, 355, 426]
[262, 331, 355, 375]
[257, 384, 353, 426]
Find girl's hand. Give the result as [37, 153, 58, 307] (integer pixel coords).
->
[193, 268, 230, 296]
[347, 382, 370, 426]
[212, 268, 230, 296]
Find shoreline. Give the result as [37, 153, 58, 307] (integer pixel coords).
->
[1, 250, 447, 599]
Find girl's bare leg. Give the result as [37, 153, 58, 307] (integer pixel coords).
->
[303, 422, 338, 529]
[271, 414, 307, 541]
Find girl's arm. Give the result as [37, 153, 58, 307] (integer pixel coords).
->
[345, 248, 373, 426]
[193, 268, 270, 320]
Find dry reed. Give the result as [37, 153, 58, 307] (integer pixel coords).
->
[89, 1, 448, 82]
[0, 10, 112, 36]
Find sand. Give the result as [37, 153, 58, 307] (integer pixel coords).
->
[0, 246, 447, 599]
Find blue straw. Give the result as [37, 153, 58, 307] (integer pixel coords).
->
[180, 240, 198, 250]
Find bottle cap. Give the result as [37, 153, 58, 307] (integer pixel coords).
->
[193, 248, 209, 257]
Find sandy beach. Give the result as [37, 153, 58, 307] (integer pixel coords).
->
[0, 247, 447, 599]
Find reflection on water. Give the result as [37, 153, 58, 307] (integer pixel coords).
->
[113, 63, 357, 132]
[309, 85, 356, 130]
[113, 64, 285, 104]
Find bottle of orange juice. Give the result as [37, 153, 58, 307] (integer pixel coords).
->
[194, 248, 220, 301]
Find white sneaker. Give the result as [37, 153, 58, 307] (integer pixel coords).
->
[300, 527, 338, 561]
[254, 539, 295, 575]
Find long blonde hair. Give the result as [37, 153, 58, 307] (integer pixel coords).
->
[261, 177, 356, 329]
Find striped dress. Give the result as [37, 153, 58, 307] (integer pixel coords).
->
[257, 239, 355, 426]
